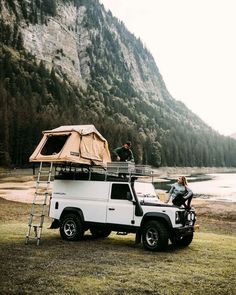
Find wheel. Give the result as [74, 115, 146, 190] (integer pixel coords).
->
[60, 214, 84, 241]
[142, 220, 169, 251]
[90, 227, 111, 238]
[171, 233, 193, 247]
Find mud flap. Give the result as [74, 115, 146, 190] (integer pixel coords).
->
[49, 219, 60, 229]
[135, 231, 142, 244]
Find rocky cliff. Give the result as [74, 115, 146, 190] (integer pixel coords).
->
[1, 0, 166, 100]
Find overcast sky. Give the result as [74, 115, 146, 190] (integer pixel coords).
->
[99, 0, 236, 136]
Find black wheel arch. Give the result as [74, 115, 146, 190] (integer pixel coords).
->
[141, 212, 172, 232]
[60, 207, 85, 224]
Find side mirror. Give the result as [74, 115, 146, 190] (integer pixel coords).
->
[126, 192, 133, 201]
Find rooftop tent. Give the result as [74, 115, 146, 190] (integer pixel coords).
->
[29, 125, 111, 166]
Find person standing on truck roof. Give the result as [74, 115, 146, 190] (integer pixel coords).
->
[167, 176, 193, 210]
[113, 141, 134, 162]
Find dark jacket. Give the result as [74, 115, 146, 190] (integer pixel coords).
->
[113, 146, 134, 162]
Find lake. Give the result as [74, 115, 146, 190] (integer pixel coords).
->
[154, 173, 236, 202]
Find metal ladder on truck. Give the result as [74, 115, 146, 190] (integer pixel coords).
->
[25, 162, 53, 245]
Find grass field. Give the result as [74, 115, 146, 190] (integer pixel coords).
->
[0, 197, 235, 295]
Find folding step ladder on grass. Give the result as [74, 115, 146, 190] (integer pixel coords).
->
[25, 162, 53, 245]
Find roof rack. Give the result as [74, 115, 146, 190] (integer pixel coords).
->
[106, 162, 152, 176]
[54, 162, 153, 182]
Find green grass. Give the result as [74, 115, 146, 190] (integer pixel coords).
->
[0, 198, 235, 295]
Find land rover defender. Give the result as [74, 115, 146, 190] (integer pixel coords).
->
[49, 164, 196, 251]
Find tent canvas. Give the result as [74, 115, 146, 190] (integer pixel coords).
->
[29, 125, 111, 166]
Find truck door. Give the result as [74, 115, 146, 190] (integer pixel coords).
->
[106, 183, 135, 226]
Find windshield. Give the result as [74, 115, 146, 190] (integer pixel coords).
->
[134, 182, 158, 198]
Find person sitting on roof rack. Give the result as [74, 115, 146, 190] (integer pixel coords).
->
[112, 141, 134, 162]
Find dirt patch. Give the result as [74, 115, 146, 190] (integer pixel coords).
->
[0, 174, 50, 203]
[0, 175, 35, 183]
[192, 198, 236, 221]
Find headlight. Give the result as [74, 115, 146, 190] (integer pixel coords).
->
[187, 212, 195, 221]
[185, 211, 196, 226]
[175, 211, 182, 224]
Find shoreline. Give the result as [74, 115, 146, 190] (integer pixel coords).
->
[1, 166, 236, 178]
[0, 169, 235, 233]
[152, 166, 236, 178]
[1, 172, 236, 204]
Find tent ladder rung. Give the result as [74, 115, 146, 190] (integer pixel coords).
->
[25, 162, 54, 245]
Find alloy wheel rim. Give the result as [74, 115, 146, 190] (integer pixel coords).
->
[146, 227, 159, 246]
[64, 221, 76, 237]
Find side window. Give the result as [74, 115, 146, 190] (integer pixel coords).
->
[111, 184, 132, 200]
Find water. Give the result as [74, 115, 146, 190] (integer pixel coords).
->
[154, 173, 236, 202]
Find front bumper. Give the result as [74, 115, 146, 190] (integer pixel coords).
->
[172, 225, 195, 238]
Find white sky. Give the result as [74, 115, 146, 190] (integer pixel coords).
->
[99, 0, 236, 136]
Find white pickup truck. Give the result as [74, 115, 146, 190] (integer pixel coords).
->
[49, 167, 196, 251]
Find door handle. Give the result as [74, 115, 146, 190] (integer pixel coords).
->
[108, 208, 115, 211]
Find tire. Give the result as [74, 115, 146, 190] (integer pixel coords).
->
[142, 220, 169, 251]
[90, 227, 111, 238]
[171, 232, 193, 247]
[60, 213, 84, 241]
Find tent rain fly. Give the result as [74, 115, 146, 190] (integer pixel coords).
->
[29, 125, 111, 166]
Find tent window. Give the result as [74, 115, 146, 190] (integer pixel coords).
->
[41, 135, 70, 155]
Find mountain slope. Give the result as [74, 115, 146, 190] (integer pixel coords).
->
[1, 0, 236, 167]
[230, 133, 236, 140]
